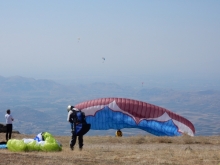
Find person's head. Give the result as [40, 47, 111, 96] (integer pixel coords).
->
[67, 105, 74, 112]
[6, 109, 10, 114]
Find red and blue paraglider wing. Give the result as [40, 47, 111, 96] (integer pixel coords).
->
[75, 98, 195, 136]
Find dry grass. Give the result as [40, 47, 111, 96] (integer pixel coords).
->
[0, 133, 220, 165]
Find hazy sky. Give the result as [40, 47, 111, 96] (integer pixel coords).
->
[0, 1, 220, 85]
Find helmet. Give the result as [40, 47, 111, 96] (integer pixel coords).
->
[67, 105, 74, 112]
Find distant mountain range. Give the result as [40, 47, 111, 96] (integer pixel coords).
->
[0, 75, 220, 136]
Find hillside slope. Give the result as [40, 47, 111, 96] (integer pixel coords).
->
[1, 76, 220, 136]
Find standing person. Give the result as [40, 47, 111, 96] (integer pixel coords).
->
[67, 105, 86, 151]
[5, 109, 14, 141]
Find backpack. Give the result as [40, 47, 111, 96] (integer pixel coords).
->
[71, 110, 90, 136]
[76, 111, 83, 123]
[70, 110, 86, 124]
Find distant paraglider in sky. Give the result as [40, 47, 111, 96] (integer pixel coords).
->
[102, 57, 105, 63]
[77, 37, 80, 43]
[75, 97, 195, 137]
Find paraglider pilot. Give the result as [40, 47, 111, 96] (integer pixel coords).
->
[5, 109, 14, 141]
[67, 105, 86, 151]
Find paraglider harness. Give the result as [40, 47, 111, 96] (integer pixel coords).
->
[69, 109, 90, 136]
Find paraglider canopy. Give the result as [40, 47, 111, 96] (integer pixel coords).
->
[75, 97, 195, 137]
[7, 132, 62, 152]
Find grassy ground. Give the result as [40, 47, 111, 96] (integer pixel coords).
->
[0, 133, 220, 165]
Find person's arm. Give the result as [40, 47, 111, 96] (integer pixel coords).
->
[72, 111, 79, 123]
[69, 112, 77, 132]
[67, 111, 73, 122]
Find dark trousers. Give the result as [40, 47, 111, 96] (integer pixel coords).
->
[6, 124, 12, 141]
[70, 132, 83, 148]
